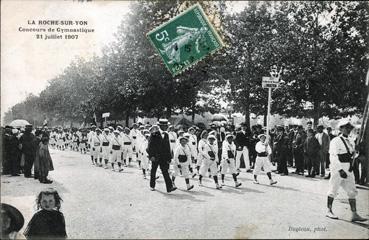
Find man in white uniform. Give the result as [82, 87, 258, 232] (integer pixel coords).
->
[199, 135, 222, 189]
[172, 136, 194, 191]
[221, 134, 242, 188]
[188, 127, 198, 178]
[109, 130, 123, 172]
[253, 134, 277, 185]
[122, 127, 133, 167]
[88, 126, 96, 163]
[90, 128, 102, 166]
[168, 125, 177, 157]
[101, 128, 111, 168]
[326, 119, 367, 222]
[130, 123, 139, 164]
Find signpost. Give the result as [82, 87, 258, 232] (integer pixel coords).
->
[102, 112, 110, 127]
[263, 66, 282, 143]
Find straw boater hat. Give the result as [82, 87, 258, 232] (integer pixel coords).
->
[132, 123, 138, 128]
[188, 127, 195, 131]
[207, 135, 216, 141]
[179, 136, 188, 142]
[1, 203, 24, 232]
[113, 130, 119, 134]
[149, 125, 159, 132]
[178, 130, 185, 135]
[184, 133, 191, 139]
[258, 134, 267, 140]
[225, 134, 235, 139]
[157, 118, 169, 126]
[104, 128, 109, 132]
[96, 128, 102, 133]
[117, 126, 123, 131]
[139, 126, 145, 130]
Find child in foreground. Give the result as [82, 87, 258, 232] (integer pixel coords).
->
[24, 188, 67, 239]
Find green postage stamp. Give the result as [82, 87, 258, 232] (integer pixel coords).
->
[147, 4, 224, 76]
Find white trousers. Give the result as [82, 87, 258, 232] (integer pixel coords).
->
[253, 156, 272, 175]
[90, 145, 101, 160]
[173, 163, 190, 178]
[200, 159, 218, 176]
[236, 147, 249, 170]
[141, 153, 149, 170]
[328, 164, 358, 199]
[110, 149, 122, 163]
[101, 146, 110, 160]
[221, 159, 236, 175]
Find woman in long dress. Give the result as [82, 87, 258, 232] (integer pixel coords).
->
[38, 135, 54, 184]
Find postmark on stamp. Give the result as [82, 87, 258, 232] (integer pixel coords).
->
[147, 3, 224, 76]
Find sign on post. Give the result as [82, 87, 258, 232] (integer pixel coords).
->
[147, 4, 224, 76]
[102, 112, 110, 118]
[262, 76, 279, 88]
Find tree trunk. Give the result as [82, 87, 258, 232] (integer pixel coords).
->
[125, 110, 130, 127]
[166, 106, 172, 119]
[244, 89, 250, 130]
[313, 101, 320, 129]
[191, 103, 195, 123]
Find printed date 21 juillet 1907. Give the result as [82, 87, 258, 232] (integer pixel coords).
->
[18, 20, 95, 40]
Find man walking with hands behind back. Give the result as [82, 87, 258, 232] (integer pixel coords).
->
[147, 119, 177, 193]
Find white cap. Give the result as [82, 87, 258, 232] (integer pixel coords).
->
[337, 119, 355, 129]
[207, 135, 216, 141]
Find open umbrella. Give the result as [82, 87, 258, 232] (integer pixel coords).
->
[9, 119, 30, 128]
[211, 114, 227, 122]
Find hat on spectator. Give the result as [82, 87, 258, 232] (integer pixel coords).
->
[1, 203, 24, 232]
[157, 119, 169, 126]
[258, 134, 267, 139]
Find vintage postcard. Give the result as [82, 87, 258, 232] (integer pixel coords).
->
[1, 0, 368, 239]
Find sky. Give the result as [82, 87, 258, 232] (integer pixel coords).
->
[1, 0, 247, 123]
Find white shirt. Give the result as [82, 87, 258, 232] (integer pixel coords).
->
[203, 142, 218, 162]
[329, 135, 354, 172]
[255, 141, 272, 155]
[315, 132, 323, 146]
[222, 140, 236, 161]
[173, 144, 191, 165]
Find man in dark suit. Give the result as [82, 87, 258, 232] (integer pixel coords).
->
[304, 129, 321, 177]
[147, 119, 177, 193]
[292, 126, 305, 175]
[273, 126, 289, 175]
[234, 124, 251, 172]
[315, 125, 330, 177]
[20, 125, 36, 178]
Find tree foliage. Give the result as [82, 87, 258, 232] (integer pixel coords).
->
[4, 1, 368, 128]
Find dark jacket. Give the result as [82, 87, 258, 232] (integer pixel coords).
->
[20, 132, 36, 156]
[273, 133, 289, 156]
[24, 209, 66, 239]
[293, 132, 306, 151]
[147, 131, 172, 163]
[234, 131, 249, 150]
[303, 136, 320, 156]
